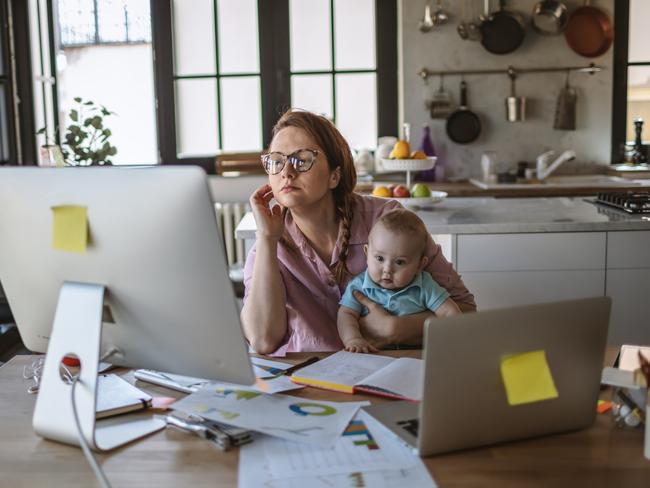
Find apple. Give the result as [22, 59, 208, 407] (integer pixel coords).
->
[411, 183, 431, 198]
[392, 184, 411, 198]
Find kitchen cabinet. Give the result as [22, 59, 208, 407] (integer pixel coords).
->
[605, 231, 650, 345]
[456, 232, 606, 310]
[456, 231, 650, 346]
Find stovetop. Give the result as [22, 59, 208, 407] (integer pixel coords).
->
[595, 191, 650, 214]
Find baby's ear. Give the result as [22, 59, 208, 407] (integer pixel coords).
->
[363, 244, 368, 256]
[419, 255, 429, 270]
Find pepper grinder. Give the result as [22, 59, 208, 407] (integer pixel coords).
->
[633, 118, 648, 165]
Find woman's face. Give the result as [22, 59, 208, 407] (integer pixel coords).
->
[266, 126, 341, 210]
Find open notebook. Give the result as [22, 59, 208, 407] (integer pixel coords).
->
[290, 351, 423, 402]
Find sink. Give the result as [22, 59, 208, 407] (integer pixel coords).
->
[470, 175, 643, 190]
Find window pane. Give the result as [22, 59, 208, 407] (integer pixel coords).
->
[172, 0, 216, 76]
[629, 0, 650, 62]
[124, 0, 151, 42]
[626, 66, 650, 143]
[289, 0, 331, 71]
[291, 74, 333, 118]
[335, 73, 376, 150]
[57, 44, 158, 164]
[57, 0, 96, 46]
[97, 0, 127, 43]
[175, 78, 219, 156]
[220, 76, 262, 151]
[217, 0, 259, 74]
[334, 0, 375, 70]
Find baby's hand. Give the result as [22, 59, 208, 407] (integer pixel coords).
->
[344, 338, 379, 354]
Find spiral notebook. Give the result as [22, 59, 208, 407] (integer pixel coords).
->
[290, 351, 423, 402]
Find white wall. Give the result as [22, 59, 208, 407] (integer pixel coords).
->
[400, 0, 614, 180]
[57, 44, 158, 165]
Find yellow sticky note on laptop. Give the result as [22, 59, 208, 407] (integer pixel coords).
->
[52, 205, 88, 253]
[500, 350, 558, 406]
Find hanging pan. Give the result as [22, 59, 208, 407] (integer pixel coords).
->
[446, 80, 481, 144]
[564, 0, 613, 58]
[480, 0, 526, 55]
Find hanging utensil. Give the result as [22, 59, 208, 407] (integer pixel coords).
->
[430, 75, 452, 119]
[480, 0, 526, 55]
[531, 0, 568, 35]
[564, 0, 613, 58]
[457, 0, 469, 39]
[419, 0, 435, 33]
[446, 80, 481, 144]
[505, 68, 526, 122]
[466, 0, 483, 42]
[432, 0, 450, 25]
[554, 70, 577, 130]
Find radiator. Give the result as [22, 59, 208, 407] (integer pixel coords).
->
[214, 202, 250, 269]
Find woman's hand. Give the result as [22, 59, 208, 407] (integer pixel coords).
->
[353, 290, 398, 348]
[250, 184, 285, 242]
[353, 290, 432, 347]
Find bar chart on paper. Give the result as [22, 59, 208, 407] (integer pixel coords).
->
[263, 411, 417, 478]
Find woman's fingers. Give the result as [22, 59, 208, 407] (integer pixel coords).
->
[352, 290, 382, 311]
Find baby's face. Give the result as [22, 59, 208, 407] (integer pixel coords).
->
[365, 224, 426, 290]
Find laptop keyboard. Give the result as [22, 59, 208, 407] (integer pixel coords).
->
[397, 418, 419, 437]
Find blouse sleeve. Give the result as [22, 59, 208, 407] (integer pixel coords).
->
[423, 235, 476, 310]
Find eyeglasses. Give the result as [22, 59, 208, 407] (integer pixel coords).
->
[261, 148, 319, 175]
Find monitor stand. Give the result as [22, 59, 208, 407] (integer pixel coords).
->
[32, 281, 165, 451]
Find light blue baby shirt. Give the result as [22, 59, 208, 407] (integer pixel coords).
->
[339, 270, 450, 317]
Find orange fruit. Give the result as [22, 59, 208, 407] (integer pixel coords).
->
[411, 150, 427, 160]
[372, 186, 392, 197]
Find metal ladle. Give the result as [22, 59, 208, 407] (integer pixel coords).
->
[419, 0, 435, 33]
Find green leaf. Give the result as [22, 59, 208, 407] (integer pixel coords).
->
[36, 127, 46, 135]
[70, 110, 78, 122]
[73, 97, 82, 103]
[91, 116, 102, 129]
[84, 101, 94, 106]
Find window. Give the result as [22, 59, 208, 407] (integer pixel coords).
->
[152, 0, 397, 169]
[56, 0, 151, 47]
[30, 0, 159, 165]
[612, 0, 650, 162]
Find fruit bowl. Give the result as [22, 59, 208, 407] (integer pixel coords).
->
[381, 156, 436, 172]
[375, 191, 448, 207]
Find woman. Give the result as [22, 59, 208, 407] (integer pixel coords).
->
[241, 109, 475, 355]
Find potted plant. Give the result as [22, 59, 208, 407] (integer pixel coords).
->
[37, 97, 118, 166]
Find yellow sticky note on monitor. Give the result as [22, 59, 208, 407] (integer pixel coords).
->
[500, 350, 558, 406]
[51, 205, 88, 253]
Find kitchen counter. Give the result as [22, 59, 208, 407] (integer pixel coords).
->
[364, 178, 650, 198]
[235, 196, 650, 239]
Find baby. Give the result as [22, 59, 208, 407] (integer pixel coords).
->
[337, 208, 461, 353]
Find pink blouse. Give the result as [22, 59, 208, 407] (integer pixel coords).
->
[243, 194, 476, 355]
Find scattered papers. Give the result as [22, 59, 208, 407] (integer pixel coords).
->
[172, 386, 364, 447]
[500, 350, 559, 406]
[263, 410, 417, 478]
[239, 411, 437, 488]
[51, 205, 88, 253]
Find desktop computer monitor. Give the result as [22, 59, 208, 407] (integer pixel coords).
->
[0, 166, 254, 385]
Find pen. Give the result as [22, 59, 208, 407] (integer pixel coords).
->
[281, 356, 320, 377]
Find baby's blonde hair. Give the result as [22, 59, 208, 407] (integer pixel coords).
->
[375, 209, 429, 256]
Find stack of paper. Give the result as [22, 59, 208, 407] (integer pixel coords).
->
[171, 386, 367, 447]
[238, 411, 437, 488]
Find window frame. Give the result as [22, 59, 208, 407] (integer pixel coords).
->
[151, 0, 397, 173]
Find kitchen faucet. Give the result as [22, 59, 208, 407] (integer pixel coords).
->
[536, 150, 576, 180]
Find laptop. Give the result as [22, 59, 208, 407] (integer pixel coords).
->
[363, 297, 611, 456]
